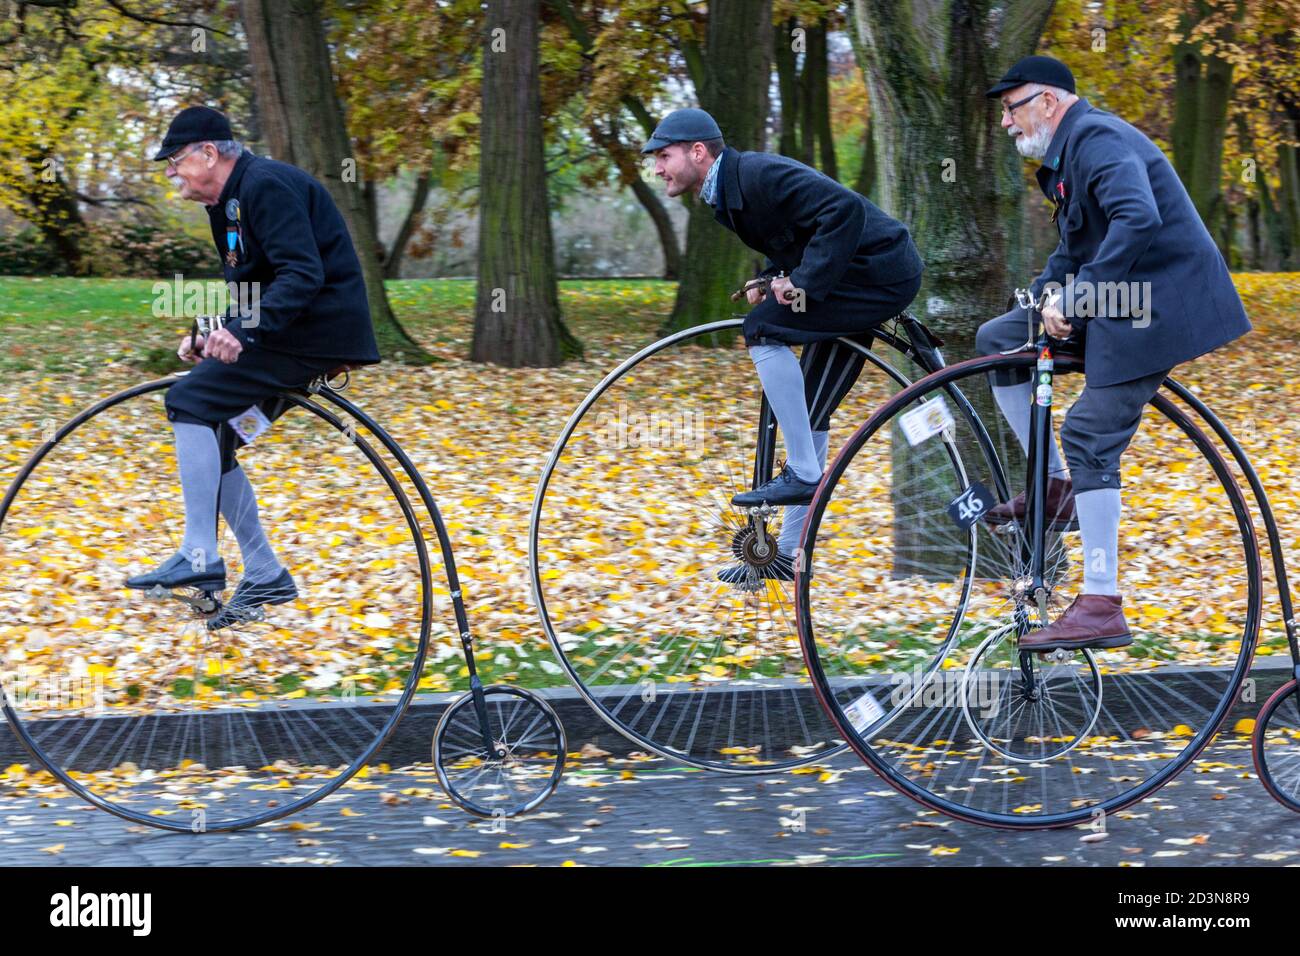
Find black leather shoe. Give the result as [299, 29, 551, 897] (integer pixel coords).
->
[731, 465, 822, 508]
[125, 551, 226, 592]
[206, 568, 298, 631]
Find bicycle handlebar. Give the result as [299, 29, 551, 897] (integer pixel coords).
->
[729, 274, 778, 303]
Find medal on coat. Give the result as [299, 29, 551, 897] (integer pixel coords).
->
[224, 198, 243, 267]
[1049, 180, 1067, 224]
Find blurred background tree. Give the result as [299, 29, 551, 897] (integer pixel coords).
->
[0, 0, 1295, 367]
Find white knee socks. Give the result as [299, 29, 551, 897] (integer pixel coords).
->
[778, 430, 830, 556]
[1076, 487, 1121, 595]
[219, 466, 283, 584]
[173, 422, 221, 569]
[750, 344, 820, 482]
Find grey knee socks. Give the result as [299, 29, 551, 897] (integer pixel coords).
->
[992, 382, 1067, 478]
[1076, 487, 1121, 595]
[173, 422, 221, 569]
[220, 466, 283, 584]
[750, 344, 820, 482]
[778, 430, 830, 556]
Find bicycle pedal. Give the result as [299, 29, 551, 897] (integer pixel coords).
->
[144, 585, 169, 601]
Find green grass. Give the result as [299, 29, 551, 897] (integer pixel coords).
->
[0, 276, 678, 375]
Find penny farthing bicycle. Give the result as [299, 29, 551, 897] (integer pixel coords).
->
[530, 277, 1006, 772]
[0, 316, 564, 831]
[796, 288, 1300, 829]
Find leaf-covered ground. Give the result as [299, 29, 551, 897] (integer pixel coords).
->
[0, 274, 1296, 703]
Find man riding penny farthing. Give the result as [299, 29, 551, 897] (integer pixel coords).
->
[530, 107, 929, 771]
[0, 108, 564, 830]
[797, 56, 1260, 829]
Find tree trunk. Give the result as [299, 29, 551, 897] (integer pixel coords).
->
[630, 176, 683, 279]
[588, 118, 682, 280]
[852, 0, 1055, 579]
[664, 0, 773, 335]
[854, 120, 876, 200]
[1277, 109, 1300, 270]
[1170, 2, 1237, 260]
[550, 0, 681, 283]
[239, 0, 431, 362]
[383, 173, 431, 279]
[798, 23, 817, 166]
[774, 18, 800, 157]
[845, 24, 876, 200]
[470, 0, 581, 366]
[26, 151, 86, 275]
[810, 20, 837, 180]
[852, 0, 1052, 355]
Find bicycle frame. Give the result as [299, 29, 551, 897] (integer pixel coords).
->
[305, 378, 500, 756]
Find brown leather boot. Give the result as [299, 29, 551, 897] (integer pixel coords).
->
[985, 476, 1077, 531]
[1018, 594, 1132, 651]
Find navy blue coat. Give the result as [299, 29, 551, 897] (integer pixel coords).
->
[1029, 99, 1250, 387]
[207, 152, 381, 365]
[711, 146, 923, 304]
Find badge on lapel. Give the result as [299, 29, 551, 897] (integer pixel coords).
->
[224, 198, 244, 268]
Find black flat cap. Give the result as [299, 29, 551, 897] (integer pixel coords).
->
[985, 55, 1076, 98]
[153, 106, 234, 160]
[640, 108, 723, 154]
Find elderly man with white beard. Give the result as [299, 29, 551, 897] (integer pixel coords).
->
[973, 55, 1251, 651]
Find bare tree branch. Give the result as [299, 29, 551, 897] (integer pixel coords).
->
[103, 0, 235, 38]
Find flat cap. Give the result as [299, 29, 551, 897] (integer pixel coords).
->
[153, 106, 234, 160]
[985, 55, 1076, 98]
[640, 108, 723, 154]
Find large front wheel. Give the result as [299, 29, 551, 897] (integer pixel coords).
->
[529, 319, 949, 772]
[0, 378, 434, 832]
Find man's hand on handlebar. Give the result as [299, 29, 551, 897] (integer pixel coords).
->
[732, 272, 797, 306]
[1041, 298, 1072, 339]
[1015, 287, 1074, 342]
[770, 275, 797, 305]
[204, 326, 243, 364]
[178, 333, 205, 364]
[178, 316, 243, 365]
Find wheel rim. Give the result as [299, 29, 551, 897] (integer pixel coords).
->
[798, 355, 1262, 827]
[0, 379, 433, 831]
[433, 686, 566, 818]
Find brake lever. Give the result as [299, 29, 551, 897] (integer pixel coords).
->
[730, 277, 772, 303]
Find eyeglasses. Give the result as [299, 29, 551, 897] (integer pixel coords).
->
[165, 143, 204, 171]
[1001, 89, 1045, 118]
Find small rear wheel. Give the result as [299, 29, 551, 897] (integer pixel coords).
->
[433, 685, 566, 818]
[1252, 679, 1300, 813]
[961, 625, 1102, 763]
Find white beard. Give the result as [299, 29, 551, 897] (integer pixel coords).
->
[1012, 123, 1053, 160]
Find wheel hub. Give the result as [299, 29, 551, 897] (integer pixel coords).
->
[731, 525, 779, 569]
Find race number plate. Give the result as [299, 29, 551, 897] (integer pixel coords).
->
[844, 689, 885, 734]
[947, 481, 994, 531]
[898, 397, 955, 446]
[229, 405, 271, 444]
